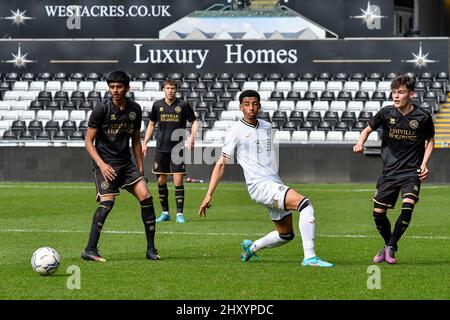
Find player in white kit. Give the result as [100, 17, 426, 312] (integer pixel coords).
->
[198, 90, 333, 267]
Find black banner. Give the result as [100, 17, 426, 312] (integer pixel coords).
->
[0, 39, 447, 74]
[0, 0, 395, 39]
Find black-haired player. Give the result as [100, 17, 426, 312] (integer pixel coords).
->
[354, 75, 435, 264]
[82, 70, 160, 262]
[142, 79, 198, 223]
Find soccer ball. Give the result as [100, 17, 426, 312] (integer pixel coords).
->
[31, 247, 60, 276]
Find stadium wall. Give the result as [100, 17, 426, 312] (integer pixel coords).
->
[1, 146, 450, 184]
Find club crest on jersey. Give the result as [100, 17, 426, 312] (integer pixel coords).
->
[160, 107, 164, 112]
[111, 114, 117, 121]
[389, 118, 395, 125]
[175, 106, 182, 113]
[409, 120, 419, 130]
[129, 112, 137, 121]
[101, 181, 109, 190]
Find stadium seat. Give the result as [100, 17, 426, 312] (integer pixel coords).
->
[309, 131, 326, 142]
[5, 73, 19, 82]
[44, 120, 60, 137]
[284, 72, 299, 82]
[352, 121, 367, 131]
[212, 102, 227, 112]
[28, 120, 43, 137]
[300, 120, 315, 132]
[13, 81, 29, 91]
[278, 101, 295, 112]
[217, 73, 232, 83]
[303, 91, 318, 101]
[364, 101, 381, 113]
[151, 72, 166, 82]
[201, 73, 216, 84]
[71, 91, 85, 103]
[337, 91, 352, 102]
[317, 72, 332, 81]
[251, 73, 266, 82]
[351, 72, 366, 82]
[323, 111, 339, 126]
[270, 91, 284, 101]
[292, 81, 309, 93]
[268, 73, 282, 82]
[286, 91, 301, 101]
[225, 82, 240, 93]
[276, 81, 292, 92]
[62, 120, 77, 136]
[367, 73, 383, 82]
[210, 82, 225, 93]
[19, 110, 36, 125]
[70, 72, 85, 81]
[87, 72, 101, 81]
[203, 92, 217, 103]
[234, 73, 249, 83]
[69, 131, 84, 141]
[242, 81, 259, 91]
[341, 111, 356, 126]
[37, 72, 53, 81]
[291, 130, 308, 142]
[334, 121, 349, 132]
[282, 121, 298, 132]
[326, 131, 343, 142]
[317, 121, 332, 132]
[2, 130, 17, 140]
[347, 101, 364, 113]
[371, 91, 386, 101]
[260, 81, 275, 92]
[344, 131, 360, 142]
[36, 130, 51, 140]
[301, 72, 316, 82]
[320, 91, 335, 101]
[435, 72, 448, 87]
[273, 131, 291, 143]
[329, 100, 346, 113]
[19, 130, 34, 140]
[52, 130, 68, 140]
[11, 120, 26, 137]
[354, 91, 370, 101]
[384, 72, 398, 81]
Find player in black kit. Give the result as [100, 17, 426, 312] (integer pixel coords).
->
[82, 70, 160, 262]
[142, 79, 198, 223]
[354, 75, 435, 264]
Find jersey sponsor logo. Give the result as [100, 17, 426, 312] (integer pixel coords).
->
[101, 181, 109, 190]
[129, 112, 137, 121]
[174, 106, 182, 113]
[409, 120, 419, 130]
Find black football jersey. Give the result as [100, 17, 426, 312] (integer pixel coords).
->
[369, 105, 435, 178]
[150, 98, 196, 153]
[88, 98, 142, 165]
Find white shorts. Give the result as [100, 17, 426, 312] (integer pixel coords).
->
[248, 180, 291, 221]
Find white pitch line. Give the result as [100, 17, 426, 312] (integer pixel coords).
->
[0, 184, 448, 192]
[0, 228, 449, 240]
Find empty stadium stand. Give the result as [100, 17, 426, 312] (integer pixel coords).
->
[0, 71, 448, 146]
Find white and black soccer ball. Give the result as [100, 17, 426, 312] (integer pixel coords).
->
[31, 247, 60, 276]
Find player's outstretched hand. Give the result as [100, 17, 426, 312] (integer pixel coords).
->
[353, 143, 364, 153]
[198, 195, 212, 217]
[418, 164, 429, 181]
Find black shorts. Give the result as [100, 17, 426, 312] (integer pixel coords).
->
[152, 150, 186, 175]
[373, 175, 421, 209]
[93, 162, 144, 201]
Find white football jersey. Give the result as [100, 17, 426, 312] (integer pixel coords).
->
[221, 118, 282, 192]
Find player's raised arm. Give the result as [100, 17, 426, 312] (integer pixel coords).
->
[353, 125, 373, 153]
[198, 155, 228, 217]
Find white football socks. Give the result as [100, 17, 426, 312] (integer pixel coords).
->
[299, 199, 317, 260]
[252, 231, 289, 252]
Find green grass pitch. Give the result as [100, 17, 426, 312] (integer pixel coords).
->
[0, 182, 449, 300]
